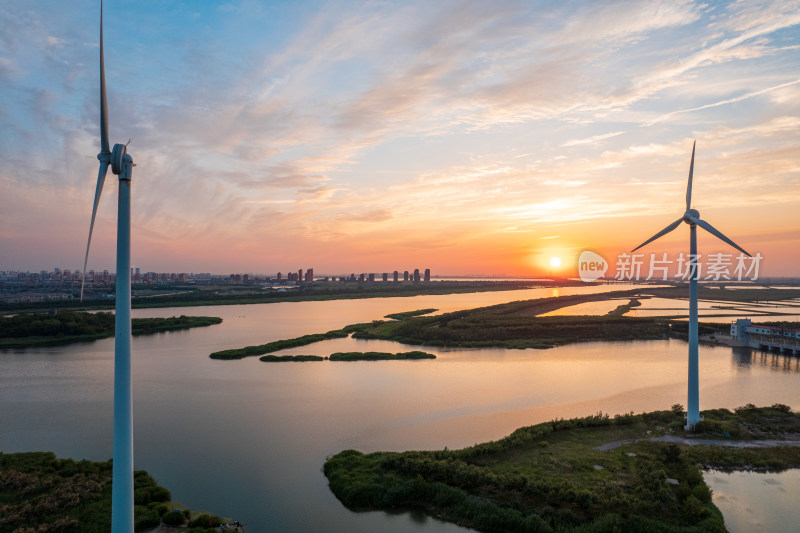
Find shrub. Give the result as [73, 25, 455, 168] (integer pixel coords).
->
[134, 507, 160, 531]
[149, 486, 171, 503]
[691, 483, 712, 504]
[671, 403, 685, 416]
[188, 513, 224, 528]
[161, 509, 186, 526]
[134, 488, 151, 505]
[683, 494, 708, 522]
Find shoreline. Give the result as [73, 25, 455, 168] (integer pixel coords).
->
[324, 406, 800, 533]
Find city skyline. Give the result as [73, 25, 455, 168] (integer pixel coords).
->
[2, 1, 799, 276]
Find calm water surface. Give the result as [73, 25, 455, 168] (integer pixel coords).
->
[1, 285, 799, 532]
[704, 469, 800, 533]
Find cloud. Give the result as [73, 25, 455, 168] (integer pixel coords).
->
[1, 0, 798, 275]
[648, 78, 800, 125]
[562, 131, 625, 147]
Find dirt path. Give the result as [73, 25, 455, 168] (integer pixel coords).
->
[596, 435, 800, 451]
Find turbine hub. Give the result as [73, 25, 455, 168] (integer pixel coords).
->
[685, 208, 700, 222]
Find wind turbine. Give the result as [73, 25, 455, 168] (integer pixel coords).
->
[632, 141, 750, 430]
[80, 2, 135, 531]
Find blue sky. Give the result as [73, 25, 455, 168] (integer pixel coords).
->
[1, 0, 799, 275]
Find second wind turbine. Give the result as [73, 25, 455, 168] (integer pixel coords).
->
[631, 141, 750, 430]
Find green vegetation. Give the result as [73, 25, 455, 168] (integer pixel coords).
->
[328, 351, 436, 361]
[384, 308, 438, 320]
[353, 308, 673, 349]
[0, 312, 222, 349]
[0, 451, 230, 533]
[607, 298, 641, 317]
[324, 406, 800, 533]
[208, 286, 799, 359]
[259, 354, 324, 362]
[209, 325, 371, 359]
[209, 291, 673, 358]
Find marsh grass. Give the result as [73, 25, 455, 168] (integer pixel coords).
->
[325, 406, 800, 533]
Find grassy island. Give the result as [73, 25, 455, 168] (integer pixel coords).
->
[256, 351, 435, 362]
[0, 312, 222, 349]
[208, 286, 798, 359]
[259, 354, 325, 362]
[351, 292, 698, 349]
[328, 351, 435, 361]
[208, 291, 666, 358]
[384, 308, 438, 320]
[324, 405, 800, 533]
[0, 451, 233, 533]
[209, 326, 366, 359]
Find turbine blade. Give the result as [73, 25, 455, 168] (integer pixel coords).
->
[81, 160, 110, 301]
[631, 217, 684, 252]
[685, 140, 695, 211]
[689, 216, 751, 257]
[99, 0, 109, 155]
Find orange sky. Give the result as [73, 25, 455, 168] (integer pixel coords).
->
[1, 1, 799, 277]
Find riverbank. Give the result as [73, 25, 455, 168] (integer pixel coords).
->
[324, 405, 800, 533]
[0, 452, 239, 533]
[1, 280, 564, 314]
[0, 312, 222, 349]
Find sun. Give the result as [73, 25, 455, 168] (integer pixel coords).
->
[549, 256, 562, 268]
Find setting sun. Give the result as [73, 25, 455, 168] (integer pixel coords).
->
[549, 257, 562, 268]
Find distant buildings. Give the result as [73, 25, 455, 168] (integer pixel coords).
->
[0, 265, 434, 303]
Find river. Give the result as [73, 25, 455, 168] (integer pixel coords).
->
[1, 284, 799, 531]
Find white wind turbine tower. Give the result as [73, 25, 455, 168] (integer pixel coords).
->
[632, 141, 750, 430]
[80, 1, 135, 530]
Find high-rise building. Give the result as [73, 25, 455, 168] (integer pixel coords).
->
[413, 269, 420, 283]
[305, 268, 314, 282]
[424, 268, 431, 282]
[277, 272, 282, 282]
[298, 269, 303, 281]
[368, 273, 375, 282]
[382, 273, 388, 282]
[393, 270, 399, 282]
[403, 270, 409, 281]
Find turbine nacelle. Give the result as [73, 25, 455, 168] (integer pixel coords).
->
[684, 209, 700, 223]
[111, 143, 129, 176]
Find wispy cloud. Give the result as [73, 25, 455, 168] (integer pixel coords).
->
[562, 131, 625, 147]
[648, 78, 800, 125]
[0, 0, 798, 275]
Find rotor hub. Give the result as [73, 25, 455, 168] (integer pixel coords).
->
[685, 208, 700, 222]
